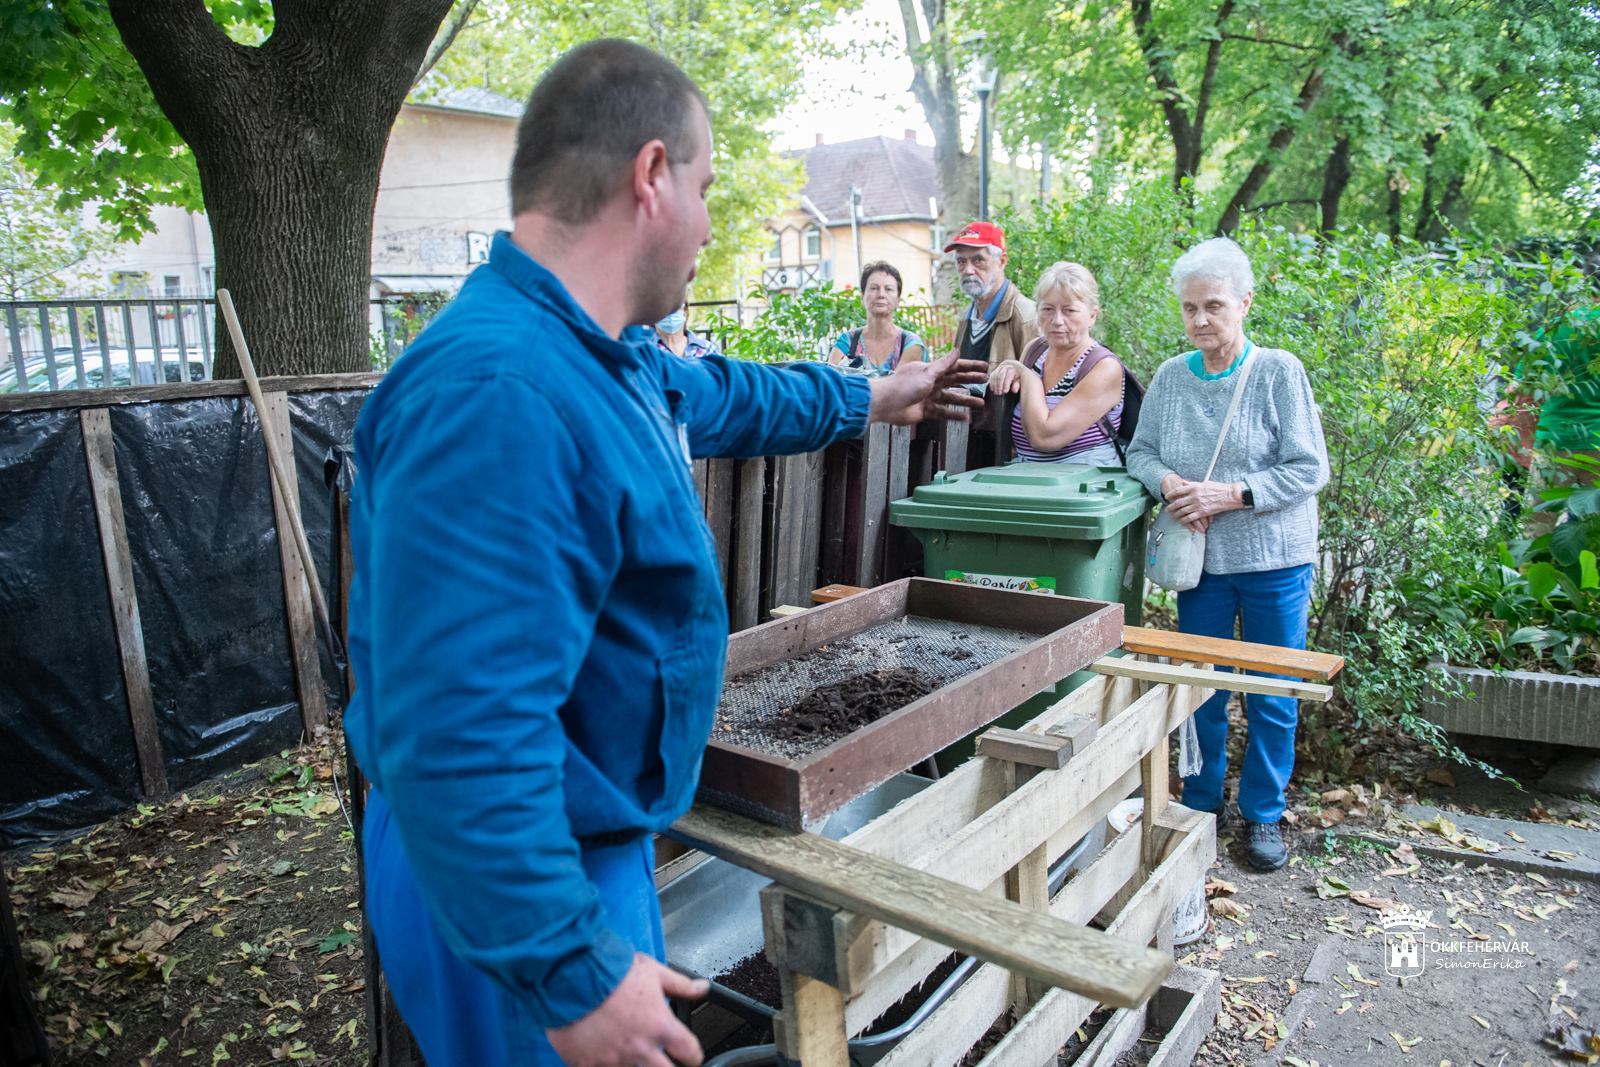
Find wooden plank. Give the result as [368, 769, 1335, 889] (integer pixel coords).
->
[940, 418, 968, 476]
[1141, 736, 1171, 874]
[668, 806, 1172, 1008]
[337, 490, 356, 700]
[1121, 625, 1344, 681]
[1090, 655, 1334, 702]
[691, 458, 708, 504]
[855, 422, 889, 586]
[784, 973, 849, 1067]
[883, 423, 912, 581]
[733, 457, 764, 631]
[768, 451, 818, 611]
[819, 441, 850, 587]
[0, 371, 384, 413]
[975, 728, 1073, 770]
[811, 583, 867, 603]
[705, 457, 734, 587]
[879, 807, 1212, 1067]
[844, 682, 1206, 987]
[80, 407, 169, 799]
[798, 449, 823, 606]
[1002, 763, 1051, 1012]
[261, 391, 329, 734]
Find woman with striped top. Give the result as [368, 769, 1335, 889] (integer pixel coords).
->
[989, 262, 1125, 465]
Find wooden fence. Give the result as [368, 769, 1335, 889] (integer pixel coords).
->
[692, 416, 970, 629]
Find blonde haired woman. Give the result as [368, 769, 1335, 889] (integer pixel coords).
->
[988, 261, 1127, 465]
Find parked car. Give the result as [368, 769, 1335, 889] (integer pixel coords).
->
[0, 347, 207, 392]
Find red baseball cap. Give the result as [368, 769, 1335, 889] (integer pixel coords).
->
[943, 220, 1006, 254]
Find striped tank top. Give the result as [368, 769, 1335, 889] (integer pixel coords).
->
[1012, 344, 1126, 464]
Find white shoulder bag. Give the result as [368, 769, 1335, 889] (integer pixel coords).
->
[1144, 351, 1255, 593]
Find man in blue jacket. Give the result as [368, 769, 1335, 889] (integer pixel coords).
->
[343, 39, 985, 1067]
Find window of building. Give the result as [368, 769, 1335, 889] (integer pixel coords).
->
[164, 275, 183, 298]
[805, 228, 821, 258]
[768, 232, 782, 261]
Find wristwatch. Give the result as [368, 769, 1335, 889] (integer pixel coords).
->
[1241, 487, 1255, 507]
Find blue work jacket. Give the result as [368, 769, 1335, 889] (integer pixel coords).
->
[343, 233, 870, 1028]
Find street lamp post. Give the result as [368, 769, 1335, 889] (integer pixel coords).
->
[969, 44, 998, 222]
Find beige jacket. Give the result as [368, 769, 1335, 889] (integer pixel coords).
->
[954, 281, 1040, 432]
[951, 280, 1040, 368]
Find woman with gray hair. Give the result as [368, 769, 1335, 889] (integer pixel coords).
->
[988, 261, 1127, 465]
[1126, 237, 1329, 873]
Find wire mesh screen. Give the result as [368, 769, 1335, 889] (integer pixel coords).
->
[716, 614, 1038, 759]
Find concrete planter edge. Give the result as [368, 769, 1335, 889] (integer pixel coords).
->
[1421, 660, 1600, 747]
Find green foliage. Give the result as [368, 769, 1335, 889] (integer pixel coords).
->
[416, 0, 855, 299]
[979, 0, 1600, 238]
[717, 287, 937, 363]
[1000, 177, 1600, 755]
[0, 1, 273, 241]
[0, 122, 124, 298]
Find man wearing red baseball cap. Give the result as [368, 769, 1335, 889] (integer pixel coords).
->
[944, 220, 1040, 373]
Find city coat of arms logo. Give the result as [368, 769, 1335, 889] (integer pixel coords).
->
[1380, 903, 1431, 978]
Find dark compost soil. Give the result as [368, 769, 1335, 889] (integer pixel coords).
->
[769, 668, 938, 744]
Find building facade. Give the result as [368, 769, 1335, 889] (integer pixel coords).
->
[764, 132, 946, 302]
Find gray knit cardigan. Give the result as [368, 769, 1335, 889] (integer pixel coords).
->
[1126, 346, 1330, 575]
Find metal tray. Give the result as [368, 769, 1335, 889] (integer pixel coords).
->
[696, 577, 1122, 828]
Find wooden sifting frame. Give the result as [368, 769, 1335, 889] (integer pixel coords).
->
[669, 659, 1224, 1067]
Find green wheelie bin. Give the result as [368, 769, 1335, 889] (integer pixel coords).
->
[889, 463, 1154, 771]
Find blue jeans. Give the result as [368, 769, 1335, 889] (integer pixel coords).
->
[363, 789, 666, 1067]
[1177, 563, 1313, 824]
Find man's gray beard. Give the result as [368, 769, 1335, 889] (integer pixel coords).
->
[959, 275, 987, 299]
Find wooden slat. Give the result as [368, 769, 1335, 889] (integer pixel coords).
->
[975, 728, 1072, 770]
[0, 371, 384, 413]
[841, 681, 1208, 988]
[876, 806, 1212, 1067]
[883, 423, 912, 580]
[855, 422, 889, 586]
[811, 583, 867, 603]
[668, 805, 1172, 1008]
[940, 418, 968, 476]
[819, 441, 850, 587]
[80, 408, 169, 798]
[705, 457, 734, 588]
[1090, 655, 1333, 701]
[261, 392, 329, 733]
[733, 457, 764, 631]
[1121, 625, 1344, 681]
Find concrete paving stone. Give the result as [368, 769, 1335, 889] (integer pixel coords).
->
[1354, 804, 1600, 884]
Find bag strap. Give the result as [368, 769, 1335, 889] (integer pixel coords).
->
[1202, 350, 1256, 482]
[1021, 335, 1049, 370]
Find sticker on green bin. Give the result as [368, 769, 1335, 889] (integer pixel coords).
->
[943, 570, 1057, 594]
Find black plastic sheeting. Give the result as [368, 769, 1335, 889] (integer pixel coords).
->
[0, 390, 367, 848]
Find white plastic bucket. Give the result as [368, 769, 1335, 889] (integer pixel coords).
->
[1106, 800, 1209, 946]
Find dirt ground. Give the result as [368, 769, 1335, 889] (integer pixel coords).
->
[4, 731, 367, 1067]
[1173, 700, 1600, 1067]
[10, 689, 1600, 1067]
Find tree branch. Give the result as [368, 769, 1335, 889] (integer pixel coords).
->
[1245, 198, 1320, 212]
[1489, 145, 1539, 191]
[414, 0, 483, 85]
[1214, 35, 1344, 234]
[1221, 33, 1315, 50]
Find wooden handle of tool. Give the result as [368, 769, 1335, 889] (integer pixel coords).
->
[216, 289, 336, 641]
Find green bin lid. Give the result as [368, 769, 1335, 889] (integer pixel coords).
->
[889, 463, 1152, 539]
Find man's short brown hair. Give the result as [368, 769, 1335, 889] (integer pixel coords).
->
[510, 39, 708, 224]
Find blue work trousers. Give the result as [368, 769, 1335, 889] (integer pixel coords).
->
[1176, 563, 1313, 824]
[363, 789, 665, 1067]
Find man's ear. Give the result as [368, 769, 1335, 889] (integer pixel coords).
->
[632, 139, 672, 217]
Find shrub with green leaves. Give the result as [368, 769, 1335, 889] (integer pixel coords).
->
[997, 175, 1598, 763]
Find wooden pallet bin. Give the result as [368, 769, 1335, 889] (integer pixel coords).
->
[672, 662, 1215, 1067]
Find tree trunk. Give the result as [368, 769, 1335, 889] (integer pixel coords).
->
[1386, 170, 1402, 240]
[900, 0, 978, 232]
[1412, 131, 1444, 242]
[1130, 0, 1234, 191]
[1318, 134, 1352, 233]
[1214, 47, 1337, 234]
[108, 0, 455, 378]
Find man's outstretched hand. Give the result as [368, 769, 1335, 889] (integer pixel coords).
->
[546, 953, 707, 1067]
[869, 353, 989, 425]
